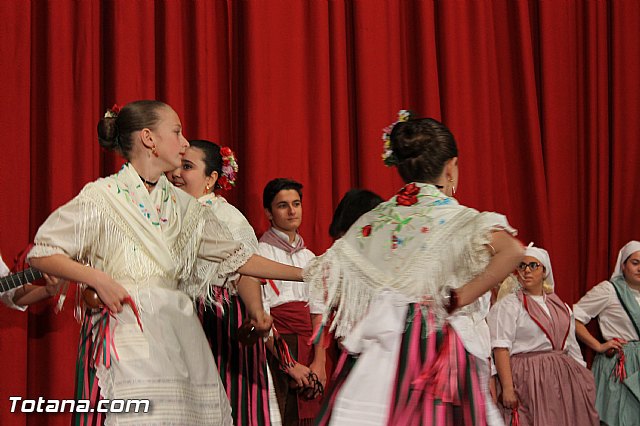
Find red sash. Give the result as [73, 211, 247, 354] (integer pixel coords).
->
[271, 301, 313, 337]
[270, 301, 321, 420]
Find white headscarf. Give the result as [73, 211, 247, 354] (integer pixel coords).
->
[523, 243, 555, 290]
[610, 240, 640, 280]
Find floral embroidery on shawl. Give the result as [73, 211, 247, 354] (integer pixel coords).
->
[304, 183, 516, 339]
[356, 183, 450, 252]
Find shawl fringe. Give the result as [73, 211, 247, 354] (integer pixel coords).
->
[305, 209, 508, 339]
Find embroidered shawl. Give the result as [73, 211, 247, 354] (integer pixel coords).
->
[304, 183, 516, 339]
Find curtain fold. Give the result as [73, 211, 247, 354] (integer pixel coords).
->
[0, 1, 638, 424]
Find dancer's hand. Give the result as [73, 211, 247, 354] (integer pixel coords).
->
[309, 360, 327, 389]
[249, 309, 273, 336]
[91, 271, 130, 313]
[287, 363, 311, 388]
[599, 338, 626, 354]
[43, 274, 65, 296]
[501, 388, 518, 409]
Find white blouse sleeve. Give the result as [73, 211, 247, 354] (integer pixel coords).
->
[572, 281, 613, 325]
[564, 306, 586, 367]
[197, 220, 250, 274]
[28, 195, 99, 262]
[212, 200, 259, 253]
[487, 295, 520, 352]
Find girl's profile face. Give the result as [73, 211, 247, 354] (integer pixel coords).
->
[150, 107, 189, 171]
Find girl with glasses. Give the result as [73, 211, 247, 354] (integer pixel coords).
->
[487, 245, 598, 426]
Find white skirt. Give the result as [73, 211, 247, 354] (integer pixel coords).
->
[95, 280, 232, 425]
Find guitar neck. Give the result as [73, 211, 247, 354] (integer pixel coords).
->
[0, 268, 44, 293]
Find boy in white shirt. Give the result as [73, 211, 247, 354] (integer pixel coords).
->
[259, 178, 325, 425]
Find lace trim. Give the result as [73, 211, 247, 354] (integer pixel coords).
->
[175, 204, 254, 304]
[179, 243, 252, 305]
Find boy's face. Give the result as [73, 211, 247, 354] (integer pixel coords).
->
[266, 189, 302, 233]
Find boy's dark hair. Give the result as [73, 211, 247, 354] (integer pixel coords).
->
[262, 178, 303, 210]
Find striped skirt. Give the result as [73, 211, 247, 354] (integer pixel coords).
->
[316, 304, 487, 426]
[200, 290, 271, 426]
[74, 309, 108, 426]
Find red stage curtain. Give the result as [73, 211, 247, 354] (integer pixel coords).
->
[1, 1, 639, 424]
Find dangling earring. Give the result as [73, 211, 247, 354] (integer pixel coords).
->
[448, 178, 455, 196]
[151, 145, 159, 157]
[204, 184, 211, 195]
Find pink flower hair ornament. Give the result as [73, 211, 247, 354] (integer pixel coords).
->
[217, 146, 239, 191]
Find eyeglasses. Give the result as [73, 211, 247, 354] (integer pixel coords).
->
[517, 262, 542, 271]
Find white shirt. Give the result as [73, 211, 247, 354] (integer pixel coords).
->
[258, 228, 318, 313]
[200, 194, 258, 294]
[0, 254, 27, 311]
[200, 194, 258, 252]
[487, 293, 585, 366]
[448, 292, 493, 360]
[573, 280, 640, 341]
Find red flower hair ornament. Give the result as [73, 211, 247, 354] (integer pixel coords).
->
[104, 104, 120, 118]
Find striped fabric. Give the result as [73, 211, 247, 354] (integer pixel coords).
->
[390, 305, 486, 426]
[74, 309, 109, 426]
[200, 289, 271, 426]
[316, 304, 487, 426]
[315, 351, 358, 425]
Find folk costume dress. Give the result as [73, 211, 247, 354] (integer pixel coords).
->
[573, 241, 640, 426]
[304, 182, 516, 426]
[487, 289, 598, 426]
[258, 227, 322, 425]
[28, 163, 253, 425]
[197, 193, 273, 426]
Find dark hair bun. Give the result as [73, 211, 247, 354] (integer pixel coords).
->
[95, 100, 168, 160]
[390, 118, 458, 183]
[97, 116, 120, 153]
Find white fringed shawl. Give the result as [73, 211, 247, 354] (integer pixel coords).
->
[304, 183, 516, 339]
[28, 163, 252, 308]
